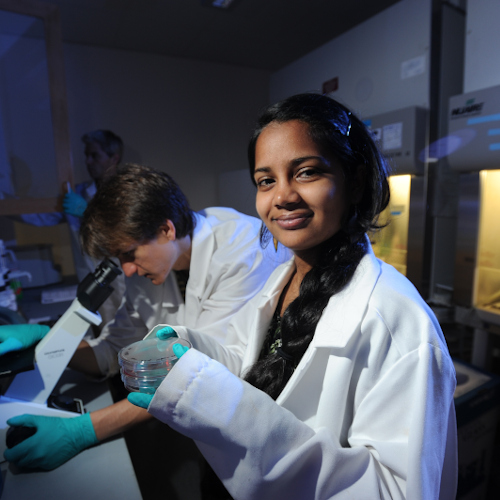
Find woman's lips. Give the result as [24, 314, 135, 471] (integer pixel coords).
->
[273, 213, 312, 229]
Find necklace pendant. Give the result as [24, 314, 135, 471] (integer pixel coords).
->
[269, 338, 282, 354]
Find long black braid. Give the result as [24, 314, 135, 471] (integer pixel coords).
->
[244, 93, 390, 399]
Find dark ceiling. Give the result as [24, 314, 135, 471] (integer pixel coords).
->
[32, 0, 401, 71]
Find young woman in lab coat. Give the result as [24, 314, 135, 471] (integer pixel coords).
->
[129, 93, 458, 499]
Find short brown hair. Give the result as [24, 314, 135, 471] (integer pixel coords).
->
[80, 164, 195, 258]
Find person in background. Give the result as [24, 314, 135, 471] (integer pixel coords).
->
[0, 164, 288, 479]
[20, 130, 126, 334]
[127, 93, 458, 499]
[22, 130, 123, 282]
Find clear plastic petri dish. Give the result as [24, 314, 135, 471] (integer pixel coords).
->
[118, 337, 191, 393]
[120, 373, 168, 394]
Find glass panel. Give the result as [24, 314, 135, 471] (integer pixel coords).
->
[474, 169, 500, 320]
[0, 10, 58, 200]
[370, 174, 411, 276]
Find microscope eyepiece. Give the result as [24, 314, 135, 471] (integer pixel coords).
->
[77, 259, 122, 312]
[92, 259, 121, 286]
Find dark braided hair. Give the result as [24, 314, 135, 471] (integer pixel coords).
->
[244, 93, 390, 399]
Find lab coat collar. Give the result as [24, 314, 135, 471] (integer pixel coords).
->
[241, 259, 296, 368]
[312, 242, 381, 349]
[260, 258, 296, 300]
[153, 212, 210, 309]
[186, 212, 215, 300]
[83, 181, 97, 200]
[247, 239, 382, 353]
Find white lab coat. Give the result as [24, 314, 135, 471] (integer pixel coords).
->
[88, 207, 288, 376]
[148, 242, 457, 500]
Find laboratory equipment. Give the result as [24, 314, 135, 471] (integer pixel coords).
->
[0, 259, 122, 419]
[0, 239, 32, 311]
[454, 359, 500, 499]
[448, 84, 500, 365]
[5, 424, 36, 448]
[364, 106, 427, 291]
[119, 333, 191, 394]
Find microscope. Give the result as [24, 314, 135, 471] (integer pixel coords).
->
[0, 259, 122, 431]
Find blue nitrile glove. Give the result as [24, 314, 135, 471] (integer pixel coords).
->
[0, 324, 50, 356]
[156, 326, 177, 340]
[63, 191, 87, 218]
[4, 413, 98, 470]
[127, 342, 190, 409]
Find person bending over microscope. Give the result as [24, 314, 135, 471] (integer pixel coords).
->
[0, 164, 288, 471]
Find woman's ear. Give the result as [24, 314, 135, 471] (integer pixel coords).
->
[351, 164, 366, 204]
[159, 220, 177, 241]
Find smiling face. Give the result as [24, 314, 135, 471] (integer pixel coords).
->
[117, 221, 183, 285]
[254, 120, 350, 264]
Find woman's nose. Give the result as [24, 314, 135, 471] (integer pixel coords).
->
[120, 261, 137, 278]
[274, 180, 300, 207]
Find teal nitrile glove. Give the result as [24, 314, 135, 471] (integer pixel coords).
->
[127, 341, 189, 410]
[4, 413, 98, 470]
[173, 343, 189, 359]
[63, 191, 87, 217]
[0, 324, 50, 356]
[156, 326, 177, 340]
[127, 392, 154, 409]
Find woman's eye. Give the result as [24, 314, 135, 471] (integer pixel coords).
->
[256, 177, 274, 188]
[297, 168, 319, 179]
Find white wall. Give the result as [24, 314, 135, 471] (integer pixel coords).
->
[463, 0, 500, 93]
[218, 169, 257, 217]
[269, 0, 432, 119]
[63, 43, 271, 211]
[1, 42, 270, 275]
[219, 0, 435, 229]
[0, 32, 58, 199]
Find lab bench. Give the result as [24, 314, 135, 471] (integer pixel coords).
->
[0, 278, 142, 499]
[0, 368, 142, 500]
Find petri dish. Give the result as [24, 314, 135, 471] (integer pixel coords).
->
[118, 337, 191, 393]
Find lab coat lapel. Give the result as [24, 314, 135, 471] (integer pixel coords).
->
[184, 213, 214, 317]
[312, 246, 381, 349]
[241, 259, 296, 372]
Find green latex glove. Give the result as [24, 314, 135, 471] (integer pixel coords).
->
[63, 191, 87, 218]
[0, 324, 50, 356]
[156, 326, 177, 340]
[127, 342, 190, 409]
[4, 413, 98, 470]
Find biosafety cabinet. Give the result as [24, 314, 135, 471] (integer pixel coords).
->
[448, 85, 500, 346]
[365, 106, 427, 292]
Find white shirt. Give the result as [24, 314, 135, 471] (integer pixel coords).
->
[88, 207, 289, 376]
[148, 243, 457, 500]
